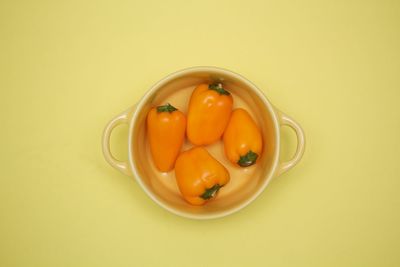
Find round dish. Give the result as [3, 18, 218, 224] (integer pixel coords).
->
[102, 66, 305, 219]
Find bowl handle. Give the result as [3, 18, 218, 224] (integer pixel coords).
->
[275, 109, 306, 177]
[102, 107, 135, 176]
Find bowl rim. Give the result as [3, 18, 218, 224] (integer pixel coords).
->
[128, 66, 281, 220]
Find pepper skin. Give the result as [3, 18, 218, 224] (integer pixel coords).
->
[147, 103, 186, 172]
[174, 147, 230, 205]
[187, 83, 233, 146]
[223, 108, 263, 167]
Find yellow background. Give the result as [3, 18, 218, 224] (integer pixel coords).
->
[1, 0, 399, 266]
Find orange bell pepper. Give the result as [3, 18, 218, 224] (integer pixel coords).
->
[223, 108, 263, 167]
[147, 103, 186, 172]
[174, 147, 230, 205]
[187, 83, 233, 145]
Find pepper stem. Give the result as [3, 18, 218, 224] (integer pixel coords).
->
[200, 184, 223, 200]
[208, 83, 230, 95]
[156, 103, 177, 113]
[238, 150, 259, 167]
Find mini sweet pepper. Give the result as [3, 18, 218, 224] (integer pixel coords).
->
[187, 83, 233, 146]
[223, 108, 263, 167]
[174, 147, 230, 205]
[147, 103, 186, 172]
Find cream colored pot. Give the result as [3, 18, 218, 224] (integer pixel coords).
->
[102, 67, 305, 219]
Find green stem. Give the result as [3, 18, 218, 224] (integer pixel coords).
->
[208, 83, 230, 95]
[200, 184, 223, 200]
[238, 150, 259, 167]
[157, 103, 177, 113]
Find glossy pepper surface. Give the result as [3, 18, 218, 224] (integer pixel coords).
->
[223, 108, 263, 167]
[187, 83, 233, 145]
[174, 147, 230, 205]
[147, 103, 186, 172]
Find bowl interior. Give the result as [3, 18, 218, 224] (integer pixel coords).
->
[130, 69, 278, 218]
